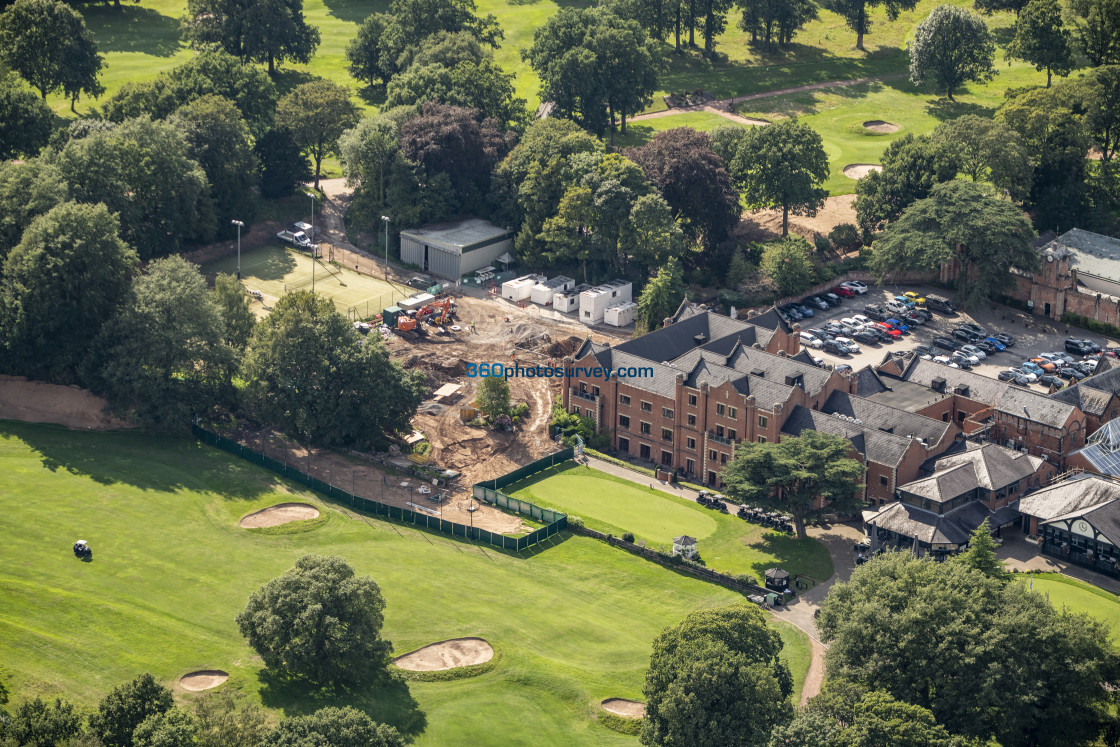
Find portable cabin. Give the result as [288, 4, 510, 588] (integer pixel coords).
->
[553, 284, 591, 313]
[579, 280, 632, 325]
[604, 302, 638, 327]
[530, 276, 575, 306]
[501, 275, 538, 302]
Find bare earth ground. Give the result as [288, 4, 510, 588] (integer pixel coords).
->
[0, 375, 133, 430]
[737, 194, 858, 243]
[863, 120, 899, 134]
[178, 671, 228, 691]
[238, 503, 319, 528]
[393, 637, 494, 671]
[601, 699, 646, 718]
[800, 639, 827, 707]
[842, 164, 883, 179]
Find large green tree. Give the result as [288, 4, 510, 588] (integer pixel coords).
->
[89, 256, 234, 429]
[133, 709, 201, 747]
[384, 57, 528, 129]
[0, 0, 103, 102]
[236, 555, 394, 685]
[1005, 0, 1075, 87]
[1082, 65, 1120, 161]
[0, 158, 67, 261]
[276, 80, 359, 190]
[932, 115, 1031, 199]
[822, 0, 919, 49]
[475, 374, 511, 416]
[635, 256, 685, 335]
[1, 202, 138, 383]
[346, 13, 392, 87]
[1069, 0, 1120, 67]
[369, 0, 503, 82]
[266, 706, 405, 747]
[88, 674, 175, 747]
[211, 273, 256, 352]
[870, 180, 1037, 308]
[909, 5, 995, 100]
[254, 127, 312, 198]
[818, 552, 1120, 745]
[721, 429, 866, 539]
[182, 0, 320, 74]
[241, 291, 425, 447]
[0, 73, 53, 160]
[854, 133, 958, 233]
[724, 119, 829, 237]
[758, 235, 815, 296]
[737, 0, 819, 50]
[339, 113, 404, 227]
[642, 605, 794, 747]
[3, 697, 84, 746]
[192, 690, 269, 747]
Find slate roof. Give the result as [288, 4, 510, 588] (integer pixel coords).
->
[673, 535, 698, 545]
[866, 499, 1019, 546]
[1051, 364, 1120, 416]
[819, 390, 951, 445]
[1041, 499, 1120, 546]
[615, 307, 778, 364]
[932, 442, 1044, 490]
[1019, 473, 1120, 521]
[1047, 228, 1120, 284]
[855, 366, 888, 397]
[780, 406, 919, 467]
[898, 464, 981, 503]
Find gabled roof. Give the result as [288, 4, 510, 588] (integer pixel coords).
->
[780, 405, 920, 468]
[854, 366, 888, 397]
[1051, 364, 1120, 416]
[931, 442, 1044, 491]
[1019, 473, 1120, 521]
[1041, 500, 1120, 546]
[673, 535, 697, 545]
[865, 499, 1018, 546]
[897, 463, 982, 503]
[819, 390, 951, 446]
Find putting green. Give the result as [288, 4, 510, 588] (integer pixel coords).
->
[1018, 574, 1120, 643]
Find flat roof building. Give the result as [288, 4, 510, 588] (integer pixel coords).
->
[399, 218, 513, 281]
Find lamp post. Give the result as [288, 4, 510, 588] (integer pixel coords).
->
[380, 215, 390, 280]
[306, 192, 317, 293]
[231, 219, 244, 280]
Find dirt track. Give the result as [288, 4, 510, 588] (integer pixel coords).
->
[0, 375, 133, 430]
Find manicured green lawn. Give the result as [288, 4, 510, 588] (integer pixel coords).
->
[1017, 573, 1120, 643]
[0, 423, 810, 744]
[507, 464, 834, 583]
[615, 111, 741, 149]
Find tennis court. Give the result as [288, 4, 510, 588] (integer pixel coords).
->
[203, 244, 410, 318]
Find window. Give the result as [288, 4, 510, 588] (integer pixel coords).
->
[662, 407, 674, 419]
[758, 436, 766, 443]
[620, 394, 631, 406]
[716, 404, 726, 416]
[689, 394, 697, 406]
[942, 412, 950, 422]
[592, 386, 600, 396]
[686, 437, 696, 449]
[641, 401, 652, 412]
[709, 450, 718, 461]
[619, 415, 630, 429]
[662, 428, 673, 442]
[728, 429, 737, 442]
[716, 425, 725, 438]
[687, 414, 696, 426]
[880, 476, 889, 486]
[1009, 483, 1020, 495]
[618, 437, 630, 452]
[686, 459, 695, 474]
[586, 409, 593, 418]
[720, 453, 728, 464]
[758, 415, 768, 428]
[640, 422, 651, 435]
[640, 444, 651, 459]
[729, 407, 737, 419]
[661, 450, 673, 466]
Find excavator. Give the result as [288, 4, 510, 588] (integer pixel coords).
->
[396, 297, 454, 337]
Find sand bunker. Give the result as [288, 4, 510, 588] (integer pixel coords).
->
[863, 120, 899, 133]
[602, 699, 646, 718]
[239, 503, 319, 528]
[843, 164, 883, 179]
[393, 637, 494, 671]
[179, 671, 228, 691]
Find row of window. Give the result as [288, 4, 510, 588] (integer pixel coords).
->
[618, 393, 770, 430]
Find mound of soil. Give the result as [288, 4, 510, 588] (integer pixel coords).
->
[239, 503, 319, 528]
[863, 120, 899, 133]
[179, 671, 228, 691]
[0, 375, 133, 431]
[547, 336, 583, 358]
[843, 164, 883, 179]
[602, 699, 646, 718]
[393, 637, 494, 671]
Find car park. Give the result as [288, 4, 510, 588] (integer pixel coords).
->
[823, 339, 851, 356]
[932, 337, 958, 351]
[959, 344, 987, 360]
[842, 281, 869, 294]
[982, 337, 1007, 352]
[933, 356, 961, 368]
[1066, 338, 1099, 355]
[1038, 374, 1064, 388]
[835, 336, 861, 353]
[1021, 362, 1045, 378]
[804, 296, 829, 311]
[851, 329, 880, 346]
[824, 292, 843, 305]
[913, 344, 937, 359]
[903, 291, 926, 306]
[832, 285, 855, 298]
[800, 332, 824, 349]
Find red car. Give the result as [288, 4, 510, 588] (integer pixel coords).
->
[874, 322, 902, 338]
[832, 285, 856, 298]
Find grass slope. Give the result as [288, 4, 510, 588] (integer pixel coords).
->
[1016, 573, 1120, 642]
[508, 464, 834, 582]
[0, 423, 810, 744]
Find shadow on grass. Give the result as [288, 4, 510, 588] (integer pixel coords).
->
[240, 245, 299, 281]
[322, 0, 390, 23]
[747, 530, 834, 582]
[924, 96, 997, 121]
[271, 69, 323, 97]
[83, 6, 183, 57]
[357, 83, 388, 107]
[257, 668, 427, 738]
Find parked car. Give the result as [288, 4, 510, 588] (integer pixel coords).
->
[851, 314, 873, 326]
[823, 339, 851, 356]
[975, 340, 1000, 355]
[800, 332, 824, 349]
[1057, 366, 1087, 380]
[1038, 374, 1064, 389]
[958, 322, 987, 337]
[903, 291, 926, 306]
[999, 369, 1030, 385]
[982, 337, 1007, 352]
[951, 351, 979, 367]
[808, 327, 834, 341]
[992, 333, 1015, 347]
[1038, 352, 1065, 365]
[863, 304, 889, 321]
[959, 344, 987, 360]
[933, 356, 961, 368]
[886, 300, 910, 316]
[841, 317, 864, 328]
[932, 337, 958, 351]
[913, 344, 937, 359]
[1021, 362, 1045, 378]
[824, 292, 843, 305]
[892, 295, 916, 309]
[779, 303, 803, 321]
[1028, 357, 1058, 372]
[834, 364, 854, 375]
[852, 329, 880, 346]
[832, 285, 856, 298]
[825, 321, 856, 335]
[902, 311, 926, 326]
[952, 328, 981, 343]
[909, 307, 933, 322]
[925, 294, 956, 314]
[866, 326, 895, 343]
[874, 322, 903, 339]
[804, 296, 829, 311]
[842, 280, 869, 294]
[835, 336, 861, 353]
[1066, 338, 1099, 355]
[885, 318, 910, 333]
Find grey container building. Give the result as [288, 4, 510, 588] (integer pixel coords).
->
[399, 218, 514, 281]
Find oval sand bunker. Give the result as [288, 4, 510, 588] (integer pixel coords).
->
[239, 503, 319, 528]
[602, 699, 646, 718]
[863, 120, 899, 133]
[393, 637, 494, 671]
[179, 670, 228, 691]
[843, 164, 883, 179]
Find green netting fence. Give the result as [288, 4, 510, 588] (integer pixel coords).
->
[192, 426, 567, 552]
[476, 448, 574, 492]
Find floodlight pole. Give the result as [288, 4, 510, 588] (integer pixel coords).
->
[307, 191, 317, 294]
[381, 215, 390, 280]
[231, 219, 244, 279]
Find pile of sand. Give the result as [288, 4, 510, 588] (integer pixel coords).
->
[547, 336, 583, 358]
[842, 164, 883, 179]
[863, 120, 899, 133]
[179, 671, 228, 691]
[239, 503, 319, 528]
[393, 637, 494, 671]
[601, 699, 646, 718]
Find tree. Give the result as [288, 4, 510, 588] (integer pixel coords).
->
[626, 128, 740, 250]
[621, 192, 683, 278]
[192, 690, 269, 747]
[182, 0, 321, 74]
[212, 273, 255, 352]
[932, 115, 1031, 199]
[265, 707, 405, 747]
[854, 133, 958, 233]
[0, 0, 103, 101]
[974, 0, 1029, 15]
[89, 673, 175, 747]
[636, 257, 685, 335]
[721, 430, 866, 539]
[4, 697, 84, 746]
[758, 235, 815, 296]
[241, 292, 425, 447]
[384, 57, 528, 129]
[133, 709, 201, 747]
[475, 374, 511, 417]
[909, 5, 995, 101]
[255, 127, 312, 199]
[955, 517, 1006, 580]
[767, 711, 846, 747]
[738, 0, 818, 50]
[1005, 0, 1074, 87]
[373, 0, 503, 81]
[1069, 0, 1120, 67]
[172, 95, 257, 232]
[822, 0, 919, 50]
[339, 114, 403, 218]
[818, 552, 1120, 745]
[56, 116, 214, 259]
[726, 247, 752, 288]
[0, 158, 67, 262]
[276, 80, 359, 190]
[236, 555, 394, 685]
[642, 605, 794, 747]
[1, 202, 137, 383]
[0, 73, 53, 160]
[1083, 65, 1120, 160]
[775, 687, 967, 747]
[870, 181, 1037, 309]
[347, 13, 392, 86]
[725, 120, 829, 237]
